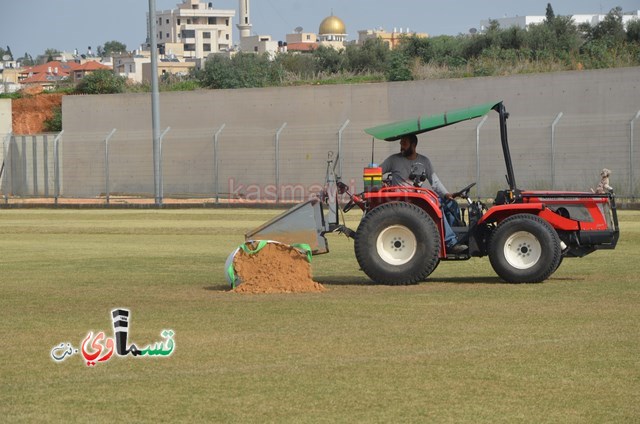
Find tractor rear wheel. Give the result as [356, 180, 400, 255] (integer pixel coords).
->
[355, 202, 441, 285]
[489, 214, 561, 283]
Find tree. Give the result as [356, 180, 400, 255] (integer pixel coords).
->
[344, 38, 389, 73]
[545, 3, 556, 25]
[19, 53, 34, 67]
[627, 19, 640, 43]
[102, 40, 127, 56]
[275, 52, 316, 79]
[386, 50, 412, 81]
[43, 106, 62, 132]
[75, 69, 127, 94]
[312, 46, 344, 74]
[195, 53, 281, 89]
[590, 7, 626, 42]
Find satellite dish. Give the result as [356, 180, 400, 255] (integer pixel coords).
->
[294, 26, 303, 33]
[2, 55, 10, 61]
[469, 28, 478, 34]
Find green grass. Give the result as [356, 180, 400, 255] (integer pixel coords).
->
[1, 209, 639, 423]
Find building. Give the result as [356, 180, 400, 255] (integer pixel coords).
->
[357, 28, 428, 50]
[151, 0, 235, 61]
[16, 60, 111, 90]
[480, 10, 640, 32]
[241, 35, 279, 56]
[318, 13, 347, 49]
[142, 60, 196, 82]
[114, 52, 151, 83]
[285, 31, 318, 53]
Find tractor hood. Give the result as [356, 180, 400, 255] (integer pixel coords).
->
[365, 100, 502, 141]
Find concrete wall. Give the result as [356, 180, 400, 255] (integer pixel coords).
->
[0, 99, 11, 184]
[61, 67, 640, 199]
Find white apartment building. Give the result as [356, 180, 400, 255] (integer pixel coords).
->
[480, 10, 640, 32]
[151, 0, 235, 61]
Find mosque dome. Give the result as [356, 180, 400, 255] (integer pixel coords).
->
[319, 14, 346, 35]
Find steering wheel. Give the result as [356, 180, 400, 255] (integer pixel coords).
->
[453, 182, 476, 198]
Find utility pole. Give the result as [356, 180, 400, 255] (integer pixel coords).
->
[149, 0, 162, 206]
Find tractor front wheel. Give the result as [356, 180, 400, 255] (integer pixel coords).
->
[355, 202, 441, 285]
[489, 214, 562, 283]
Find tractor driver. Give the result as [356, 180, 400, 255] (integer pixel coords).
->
[380, 133, 468, 254]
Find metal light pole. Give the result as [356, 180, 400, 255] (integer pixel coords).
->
[149, 0, 162, 206]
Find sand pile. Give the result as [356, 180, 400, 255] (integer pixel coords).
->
[12, 93, 63, 134]
[230, 242, 325, 294]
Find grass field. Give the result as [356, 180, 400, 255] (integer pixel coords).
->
[1, 208, 638, 423]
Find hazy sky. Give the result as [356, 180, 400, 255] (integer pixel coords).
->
[1, 0, 639, 57]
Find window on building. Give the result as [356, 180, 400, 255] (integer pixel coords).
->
[306, 35, 311, 40]
[184, 44, 196, 51]
[166, 33, 170, 38]
[192, 4, 197, 9]
[226, 19, 229, 26]
[177, 19, 181, 25]
[203, 43, 211, 52]
[226, 34, 229, 40]
[159, 32, 162, 39]
[208, 17, 215, 25]
[166, 19, 169, 24]
[254, 46, 258, 52]
[187, 19, 191, 24]
[182, 30, 195, 38]
[129, 64, 134, 72]
[203, 32, 211, 39]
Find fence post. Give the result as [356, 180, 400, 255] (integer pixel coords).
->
[159, 127, 171, 205]
[213, 124, 225, 204]
[53, 130, 64, 206]
[275, 122, 287, 204]
[630, 110, 640, 199]
[32, 135, 38, 195]
[475, 115, 488, 198]
[21, 136, 27, 195]
[2, 135, 9, 204]
[43, 134, 49, 197]
[551, 112, 563, 190]
[337, 119, 350, 178]
[104, 129, 117, 205]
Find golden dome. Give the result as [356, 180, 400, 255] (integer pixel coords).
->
[319, 14, 346, 35]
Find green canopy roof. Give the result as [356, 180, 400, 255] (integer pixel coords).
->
[365, 100, 502, 141]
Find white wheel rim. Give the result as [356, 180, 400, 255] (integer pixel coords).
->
[503, 231, 542, 270]
[376, 225, 417, 265]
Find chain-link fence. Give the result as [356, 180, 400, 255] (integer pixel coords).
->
[2, 107, 639, 205]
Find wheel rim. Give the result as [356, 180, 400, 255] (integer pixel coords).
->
[503, 231, 542, 270]
[376, 225, 417, 265]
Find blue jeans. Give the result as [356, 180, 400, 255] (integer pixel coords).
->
[440, 198, 459, 247]
[443, 212, 457, 247]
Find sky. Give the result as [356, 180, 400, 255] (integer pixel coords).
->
[1, 0, 639, 58]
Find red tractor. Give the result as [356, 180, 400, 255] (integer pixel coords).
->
[247, 101, 619, 284]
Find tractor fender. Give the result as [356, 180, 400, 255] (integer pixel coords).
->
[478, 203, 580, 231]
[478, 203, 545, 226]
[366, 191, 443, 221]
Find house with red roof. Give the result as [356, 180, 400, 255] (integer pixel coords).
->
[19, 60, 112, 90]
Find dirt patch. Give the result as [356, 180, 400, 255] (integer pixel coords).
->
[12, 93, 63, 134]
[232, 242, 325, 294]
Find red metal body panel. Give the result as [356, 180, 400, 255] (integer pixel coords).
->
[521, 191, 611, 231]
